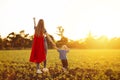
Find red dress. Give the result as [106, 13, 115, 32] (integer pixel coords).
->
[29, 35, 46, 63]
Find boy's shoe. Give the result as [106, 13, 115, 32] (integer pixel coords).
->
[36, 69, 42, 74]
[43, 68, 49, 72]
[62, 67, 67, 72]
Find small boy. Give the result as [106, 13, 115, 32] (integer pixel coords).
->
[54, 45, 69, 71]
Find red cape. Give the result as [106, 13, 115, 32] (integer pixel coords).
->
[29, 35, 46, 63]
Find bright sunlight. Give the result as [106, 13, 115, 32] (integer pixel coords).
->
[0, 0, 120, 40]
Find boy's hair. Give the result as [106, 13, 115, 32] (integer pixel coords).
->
[61, 45, 69, 50]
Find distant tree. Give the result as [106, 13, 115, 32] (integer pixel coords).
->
[6, 32, 16, 48]
[4, 30, 32, 49]
[56, 26, 64, 38]
[2, 38, 11, 49]
[108, 37, 120, 49]
[0, 35, 3, 49]
[56, 37, 68, 47]
[19, 30, 32, 48]
[96, 36, 108, 49]
[56, 26, 68, 47]
[84, 31, 96, 49]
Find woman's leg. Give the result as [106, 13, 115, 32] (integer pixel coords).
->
[43, 37, 49, 72]
[44, 60, 47, 68]
[36, 63, 40, 69]
[36, 63, 42, 73]
[44, 37, 48, 68]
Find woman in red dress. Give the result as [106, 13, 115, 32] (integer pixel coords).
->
[29, 18, 55, 73]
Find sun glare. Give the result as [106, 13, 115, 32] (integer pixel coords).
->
[90, 26, 119, 40]
[0, 0, 120, 41]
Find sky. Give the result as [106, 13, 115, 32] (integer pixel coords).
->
[0, 0, 120, 40]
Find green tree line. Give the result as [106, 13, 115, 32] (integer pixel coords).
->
[0, 27, 120, 50]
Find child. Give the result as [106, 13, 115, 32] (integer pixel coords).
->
[54, 45, 69, 71]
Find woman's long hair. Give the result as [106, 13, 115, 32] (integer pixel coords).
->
[35, 19, 45, 37]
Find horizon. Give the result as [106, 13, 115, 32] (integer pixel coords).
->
[0, 29, 120, 41]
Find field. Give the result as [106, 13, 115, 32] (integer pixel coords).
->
[0, 49, 120, 80]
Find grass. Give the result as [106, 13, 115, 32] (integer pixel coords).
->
[0, 49, 120, 80]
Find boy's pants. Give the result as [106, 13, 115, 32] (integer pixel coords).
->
[61, 59, 68, 69]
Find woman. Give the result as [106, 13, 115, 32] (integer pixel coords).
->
[29, 18, 55, 73]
